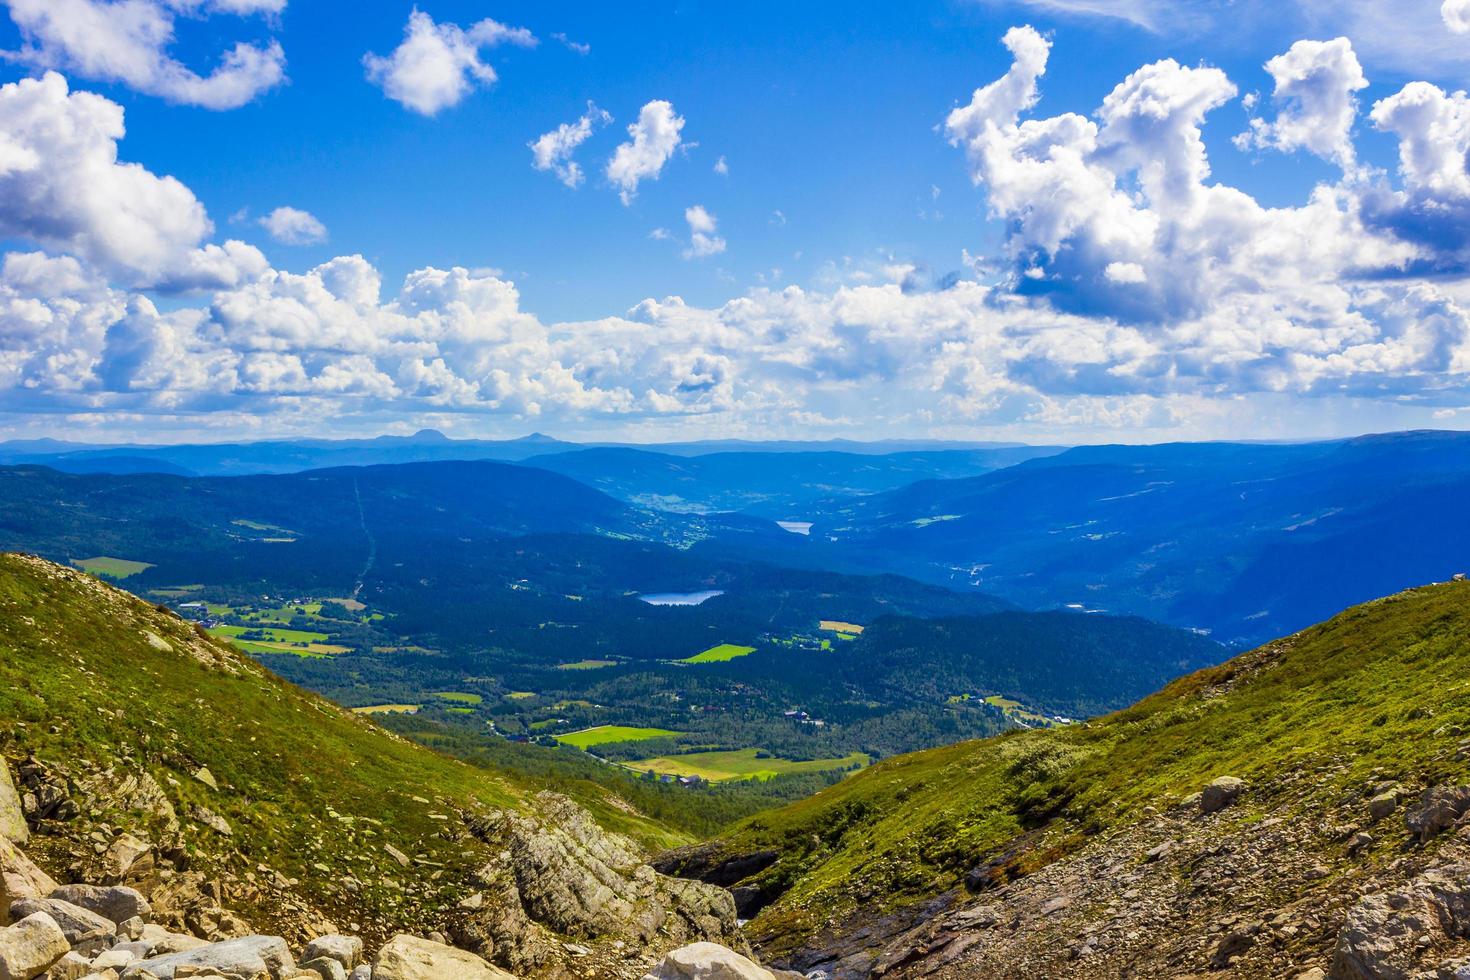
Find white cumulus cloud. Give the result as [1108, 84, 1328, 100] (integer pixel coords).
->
[606, 100, 685, 205]
[363, 8, 534, 116]
[1, 0, 286, 109]
[13, 41, 1470, 441]
[683, 205, 726, 259]
[1237, 38, 1367, 170]
[1444, 0, 1470, 32]
[0, 72, 266, 290]
[529, 102, 612, 188]
[259, 207, 328, 246]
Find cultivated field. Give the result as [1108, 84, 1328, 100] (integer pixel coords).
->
[627, 748, 869, 782]
[554, 725, 681, 749]
[820, 620, 864, 635]
[71, 556, 154, 579]
[681, 643, 757, 664]
[351, 704, 421, 714]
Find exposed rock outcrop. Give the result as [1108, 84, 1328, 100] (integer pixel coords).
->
[0, 761, 26, 847]
[1331, 863, 1470, 979]
[456, 792, 745, 973]
[0, 836, 55, 918]
[1405, 787, 1470, 843]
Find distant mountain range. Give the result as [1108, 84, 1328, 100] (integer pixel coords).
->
[765, 429, 1470, 645]
[0, 430, 1048, 478]
[524, 445, 1060, 517]
[6, 430, 1470, 648]
[0, 460, 781, 593]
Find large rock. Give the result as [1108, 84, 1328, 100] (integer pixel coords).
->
[302, 934, 362, 970]
[0, 762, 25, 846]
[7, 899, 113, 955]
[0, 910, 69, 980]
[371, 935, 515, 980]
[1201, 776, 1245, 815]
[73, 771, 178, 836]
[0, 837, 56, 919]
[301, 955, 349, 980]
[45, 950, 93, 980]
[99, 834, 151, 882]
[48, 886, 149, 926]
[455, 792, 743, 971]
[1331, 862, 1470, 979]
[1405, 786, 1470, 842]
[119, 934, 294, 979]
[643, 943, 780, 979]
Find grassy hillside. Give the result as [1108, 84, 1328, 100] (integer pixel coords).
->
[698, 577, 1470, 957]
[0, 553, 685, 941]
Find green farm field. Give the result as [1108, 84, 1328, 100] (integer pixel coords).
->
[627, 748, 870, 782]
[71, 556, 154, 579]
[210, 624, 330, 643]
[554, 725, 681, 749]
[682, 643, 757, 664]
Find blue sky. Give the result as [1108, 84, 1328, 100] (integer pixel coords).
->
[3, 1, 1470, 443]
[0, 0, 1407, 319]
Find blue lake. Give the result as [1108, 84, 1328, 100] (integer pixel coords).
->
[638, 590, 725, 606]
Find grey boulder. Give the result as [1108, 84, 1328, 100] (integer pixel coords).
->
[120, 934, 294, 979]
[0, 910, 69, 980]
[643, 942, 782, 980]
[1200, 776, 1245, 815]
[7, 899, 113, 955]
[47, 887, 149, 927]
[372, 935, 515, 980]
[302, 934, 362, 970]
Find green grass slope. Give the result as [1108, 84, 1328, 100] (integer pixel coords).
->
[701, 578, 1470, 955]
[0, 553, 685, 942]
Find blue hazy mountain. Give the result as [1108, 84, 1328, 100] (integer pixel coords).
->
[751, 430, 1470, 645]
[523, 445, 1062, 517]
[0, 431, 1053, 480]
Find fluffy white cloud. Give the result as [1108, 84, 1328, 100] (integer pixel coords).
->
[1237, 38, 1367, 170]
[15, 36, 1470, 440]
[0, 251, 124, 393]
[1446, 0, 1470, 32]
[0, 72, 266, 290]
[363, 8, 534, 116]
[683, 205, 726, 258]
[714, 155, 729, 176]
[943, 26, 1422, 331]
[2, 0, 286, 109]
[606, 100, 684, 205]
[259, 206, 327, 246]
[529, 102, 612, 188]
[1371, 82, 1470, 198]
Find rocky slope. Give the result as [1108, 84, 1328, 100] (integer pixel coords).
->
[668, 579, 1470, 978]
[0, 554, 760, 979]
[15, 552, 1470, 979]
